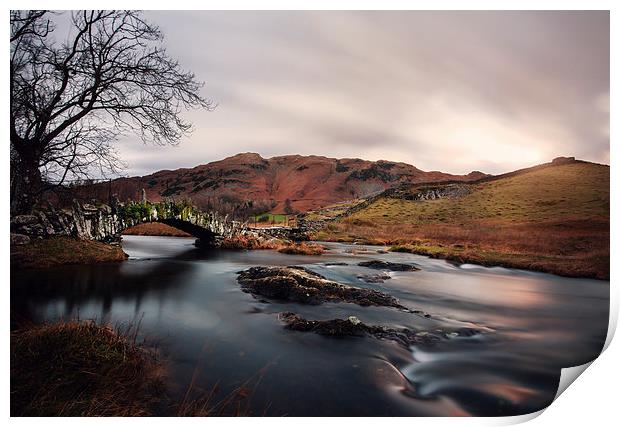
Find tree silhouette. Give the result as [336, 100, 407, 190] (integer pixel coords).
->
[10, 10, 212, 213]
[283, 198, 295, 215]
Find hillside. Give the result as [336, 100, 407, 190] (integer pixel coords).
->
[313, 159, 610, 279]
[86, 153, 487, 213]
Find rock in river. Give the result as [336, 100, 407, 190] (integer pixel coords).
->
[279, 312, 444, 348]
[356, 273, 391, 283]
[236, 266, 409, 310]
[357, 260, 420, 271]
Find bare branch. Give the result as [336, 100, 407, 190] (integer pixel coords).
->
[10, 10, 211, 212]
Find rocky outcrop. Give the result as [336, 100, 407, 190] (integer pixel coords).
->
[385, 183, 471, 201]
[298, 183, 472, 233]
[236, 266, 409, 310]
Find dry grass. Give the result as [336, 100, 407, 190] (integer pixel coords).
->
[278, 242, 325, 256]
[220, 235, 324, 256]
[314, 163, 609, 279]
[11, 320, 272, 417]
[219, 234, 284, 250]
[11, 237, 128, 269]
[10, 321, 165, 416]
[174, 365, 270, 417]
[123, 222, 192, 237]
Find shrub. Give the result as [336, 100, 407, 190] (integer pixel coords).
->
[278, 242, 325, 256]
[219, 234, 283, 250]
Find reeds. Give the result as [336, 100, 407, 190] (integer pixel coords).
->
[10, 320, 165, 416]
[11, 320, 274, 416]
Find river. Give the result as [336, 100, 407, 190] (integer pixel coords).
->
[10, 235, 609, 416]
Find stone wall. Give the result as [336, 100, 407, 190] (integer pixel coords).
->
[247, 226, 309, 242]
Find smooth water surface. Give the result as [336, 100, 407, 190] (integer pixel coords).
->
[11, 236, 609, 416]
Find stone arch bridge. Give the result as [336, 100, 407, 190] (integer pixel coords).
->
[11, 200, 309, 247]
[11, 200, 246, 247]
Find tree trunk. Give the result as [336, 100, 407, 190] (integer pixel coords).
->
[10, 148, 43, 215]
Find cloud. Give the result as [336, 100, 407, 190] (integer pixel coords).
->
[106, 10, 611, 176]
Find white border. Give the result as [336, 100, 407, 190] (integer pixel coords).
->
[3, 1, 617, 425]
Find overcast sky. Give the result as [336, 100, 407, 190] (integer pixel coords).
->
[115, 11, 608, 176]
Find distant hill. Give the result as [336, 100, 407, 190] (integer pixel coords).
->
[88, 153, 488, 213]
[312, 158, 609, 279]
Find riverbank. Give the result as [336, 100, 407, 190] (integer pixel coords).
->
[11, 321, 165, 416]
[11, 236, 128, 269]
[389, 240, 608, 280]
[313, 219, 609, 280]
[311, 162, 609, 280]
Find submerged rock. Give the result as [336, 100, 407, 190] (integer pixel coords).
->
[358, 260, 420, 271]
[356, 273, 391, 283]
[279, 312, 444, 347]
[236, 266, 408, 310]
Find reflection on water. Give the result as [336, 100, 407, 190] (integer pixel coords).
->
[10, 236, 609, 416]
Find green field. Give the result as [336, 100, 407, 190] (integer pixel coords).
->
[249, 213, 294, 225]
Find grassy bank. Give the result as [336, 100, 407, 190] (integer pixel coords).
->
[11, 321, 165, 416]
[11, 236, 128, 269]
[123, 222, 192, 237]
[313, 162, 609, 279]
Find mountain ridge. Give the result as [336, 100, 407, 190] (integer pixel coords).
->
[101, 152, 490, 213]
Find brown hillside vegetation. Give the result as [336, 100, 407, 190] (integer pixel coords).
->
[314, 161, 609, 279]
[80, 153, 488, 213]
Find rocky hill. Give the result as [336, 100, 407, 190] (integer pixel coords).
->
[87, 153, 488, 213]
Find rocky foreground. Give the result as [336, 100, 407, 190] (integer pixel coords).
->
[237, 265, 410, 310]
[236, 265, 484, 347]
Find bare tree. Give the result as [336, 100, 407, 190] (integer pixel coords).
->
[10, 10, 212, 213]
[283, 198, 294, 215]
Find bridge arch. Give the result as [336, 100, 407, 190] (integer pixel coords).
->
[123, 217, 221, 246]
[50, 200, 246, 247]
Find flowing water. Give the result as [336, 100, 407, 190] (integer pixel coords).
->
[11, 236, 609, 416]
